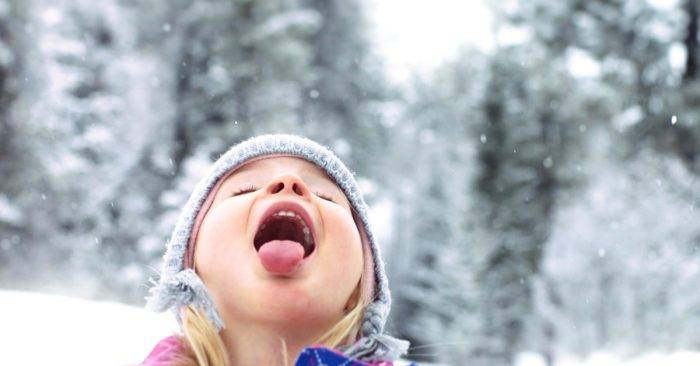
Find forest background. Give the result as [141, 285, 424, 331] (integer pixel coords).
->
[1, 1, 700, 365]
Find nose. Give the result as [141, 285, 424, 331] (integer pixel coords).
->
[264, 173, 311, 200]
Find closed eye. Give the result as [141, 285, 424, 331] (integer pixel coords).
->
[232, 184, 335, 203]
[232, 184, 258, 196]
[314, 191, 335, 203]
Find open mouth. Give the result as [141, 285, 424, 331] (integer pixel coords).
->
[253, 209, 316, 258]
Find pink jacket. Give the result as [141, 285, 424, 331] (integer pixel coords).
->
[139, 335, 183, 365]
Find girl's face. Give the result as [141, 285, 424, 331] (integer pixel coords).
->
[194, 156, 364, 333]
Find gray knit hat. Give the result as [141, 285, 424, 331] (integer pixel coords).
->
[145, 134, 409, 361]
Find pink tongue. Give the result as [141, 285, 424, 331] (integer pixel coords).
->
[257, 240, 305, 274]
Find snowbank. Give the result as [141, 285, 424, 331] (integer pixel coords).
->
[0, 290, 177, 365]
[516, 351, 700, 366]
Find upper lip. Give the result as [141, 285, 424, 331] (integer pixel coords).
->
[254, 200, 317, 246]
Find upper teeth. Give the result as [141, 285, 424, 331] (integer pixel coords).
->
[275, 210, 297, 217]
[269, 210, 313, 245]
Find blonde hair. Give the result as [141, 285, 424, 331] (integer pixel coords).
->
[170, 274, 373, 366]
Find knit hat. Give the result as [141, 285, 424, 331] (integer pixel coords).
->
[145, 134, 409, 361]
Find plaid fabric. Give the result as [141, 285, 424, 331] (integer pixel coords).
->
[297, 346, 419, 366]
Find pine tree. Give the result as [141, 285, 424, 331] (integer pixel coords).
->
[0, 0, 31, 285]
[470, 44, 582, 365]
[386, 52, 484, 364]
[298, 0, 392, 179]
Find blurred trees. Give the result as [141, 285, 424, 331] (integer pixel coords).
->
[388, 1, 700, 365]
[0, 0, 30, 284]
[468, 45, 584, 365]
[0, 0, 389, 303]
[385, 54, 483, 364]
[1, 0, 700, 365]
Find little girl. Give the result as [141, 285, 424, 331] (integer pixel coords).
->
[141, 134, 414, 366]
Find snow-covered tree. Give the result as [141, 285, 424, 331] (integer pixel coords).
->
[469, 43, 587, 365]
[539, 125, 700, 356]
[0, 0, 31, 284]
[17, 0, 170, 301]
[385, 51, 486, 364]
[297, 0, 392, 178]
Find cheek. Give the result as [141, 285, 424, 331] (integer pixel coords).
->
[332, 222, 363, 265]
[317, 210, 364, 297]
[194, 200, 252, 294]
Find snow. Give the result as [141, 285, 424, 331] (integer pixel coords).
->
[647, 0, 680, 11]
[0, 195, 23, 226]
[497, 25, 532, 47]
[669, 42, 686, 71]
[566, 48, 601, 78]
[1, 290, 177, 366]
[612, 105, 643, 131]
[249, 10, 321, 42]
[40, 7, 62, 26]
[559, 352, 700, 366]
[3, 0, 699, 364]
[515, 351, 700, 366]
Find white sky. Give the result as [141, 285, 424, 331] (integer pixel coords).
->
[366, 0, 683, 84]
[366, 0, 493, 84]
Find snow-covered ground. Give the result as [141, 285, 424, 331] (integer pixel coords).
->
[1, 290, 177, 365]
[2, 290, 699, 365]
[516, 351, 700, 366]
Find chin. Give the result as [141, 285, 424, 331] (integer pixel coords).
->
[252, 287, 342, 330]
